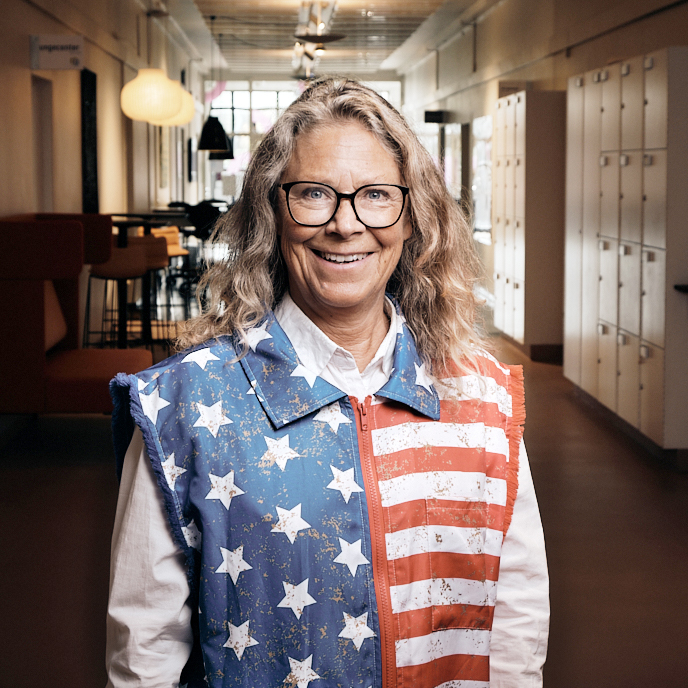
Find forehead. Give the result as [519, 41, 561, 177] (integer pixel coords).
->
[284, 121, 402, 184]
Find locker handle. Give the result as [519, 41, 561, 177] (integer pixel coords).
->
[513, 282, 520, 289]
[674, 284, 688, 294]
[621, 63, 631, 76]
[619, 244, 631, 256]
[592, 71, 601, 83]
[619, 154, 629, 166]
[639, 345, 651, 359]
[505, 277, 510, 284]
[598, 240, 610, 250]
[643, 154, 654, 166]
[600, 69, 609, 82]
[617, 333, 628, 346]
[643, 250, 656, 262]
[644, 56, 654, 70]
[597, 323, 609, 335]
[599, 155, 608, 167]
[575, 76, 583, 87]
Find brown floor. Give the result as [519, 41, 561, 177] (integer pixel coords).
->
[0, 337, 687, 688]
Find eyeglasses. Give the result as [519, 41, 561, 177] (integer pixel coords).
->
[280, 181, 409, 229]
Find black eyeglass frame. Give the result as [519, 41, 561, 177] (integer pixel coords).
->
[279, 181, 410, 229]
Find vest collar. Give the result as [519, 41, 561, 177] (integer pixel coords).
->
[239, 307, 440, 429]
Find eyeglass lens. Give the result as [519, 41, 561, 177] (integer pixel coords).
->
[286, 183, 405, 228]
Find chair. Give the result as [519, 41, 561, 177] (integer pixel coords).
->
[0, 217, 152, 414]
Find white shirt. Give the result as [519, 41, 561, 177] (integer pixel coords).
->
[106, 295, 549, 687]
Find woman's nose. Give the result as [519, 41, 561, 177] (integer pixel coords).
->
[326, 197, 365, 236]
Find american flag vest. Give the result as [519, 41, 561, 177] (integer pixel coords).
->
[111, 310, 524, 688]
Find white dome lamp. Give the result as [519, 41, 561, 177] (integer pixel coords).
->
[121, 68, 183, 123]
[148, 84, 195, 127]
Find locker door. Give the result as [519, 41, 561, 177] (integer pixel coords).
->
[493, 273, 505, 332]
[493, 158, 506, 217]
[642, 150, 666, 249]
[643, 50, 668, 150]
[514, 156, 525, 218]
[513, 218, 525, 281]
[503, 217, 515, 278]
[618, 242, 641, 335]
[494, 99, 506, 157]
[504, 158, 515, 219]
[599, 153, 619, 239]
[617, 331, 640, 428]
[581, 72, 603, 397]
[503, 278, 514, 337]
[639, 342, 664, 445]
[564, 74, 585, 385]
[620, 56, 644, 150]
[619, 152, 642, 243]
[512, 279, 524, 344]
[641, 247, 665, 348]
[601, 65, 621, 151]
[597, 322, 617, 411]
[598, 238, 618, 324]
[505, 96, 516, 157]
[493, 215, 505, 274]
[515, 92, 526, 156]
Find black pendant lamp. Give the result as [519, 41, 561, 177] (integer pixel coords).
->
[209, 135, 234, 159]
[199, 18, 231, 153]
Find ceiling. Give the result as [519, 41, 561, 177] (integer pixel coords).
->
[191, 0, 450, 77]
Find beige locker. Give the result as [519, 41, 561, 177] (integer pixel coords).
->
[599, 153, 619, 239]
[601, 65, 621, 152]
[641, 247, 665, 348]
[515, 92, 526, 156]
[494, 99, 506, 156]
[513, 279, 525, 344]
[504, 158, 515, 219]
[564, 75, 585, 385]
[503, 218, 515, 279]
[616, 330, 640, 428]
[493, 158, 506, 217]
[619, 152, 642, 243]
[493, 273, 505, 332]
[639, 342, 664, 445]
[493, 216, 505, 273]
[598, 238, 618, 324]
[620, 56, 644, 150]
[503, 278, 514, 337]
[514, 218, 525, 281]
[505, 96, 516, 157]
[618, 242, 641, 335]
[514, 156, 525, 218]
[642, 149, 666, 249]
[643, 51, 668, 150]
[597, 322, 617, 412]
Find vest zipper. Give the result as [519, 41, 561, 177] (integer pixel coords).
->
[356, 398, 395, 688]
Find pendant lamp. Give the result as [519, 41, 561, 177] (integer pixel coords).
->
[209, 135, 234, 159]
[199, 17, 231, 152]
[121, 68, 183, 122]
[149, 86, 195, 126]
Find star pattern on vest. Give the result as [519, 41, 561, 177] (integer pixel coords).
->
[260, 435, 300, 471]
[193, 401, 233, 437]
[284, 655, 321, 688]
[314, 401, 351, 433]
[161, 452, 186, 490]
[205, 470, 245, 509]
[215, 545, 253, 584]
[271, 504, 311, 544]
[246, 323, 272, 351]
[223, 619, 259, 660]
[181, 519, 202, 550]
[290, 362, 319, 388]
[277, 579, 316, 619]
[181, 347, 220, 370]
[338, 611, 375, 650]
[326, 465, 363, 503]
[139, 387, 170, 425]
[414, 362, 434, 393]
[333, 537, 369, 577]
[137, 377, 148, 391]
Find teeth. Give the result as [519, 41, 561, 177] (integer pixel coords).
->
[320, 252, 368, 263]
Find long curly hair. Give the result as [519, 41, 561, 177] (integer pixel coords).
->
[178, 77, 486, 374]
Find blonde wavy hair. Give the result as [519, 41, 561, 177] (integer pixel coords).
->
[178, 77, 486, 374]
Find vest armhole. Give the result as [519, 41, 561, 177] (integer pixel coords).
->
[503, 363, 525, 537]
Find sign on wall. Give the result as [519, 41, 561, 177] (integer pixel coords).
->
[30, 35, 84, 70]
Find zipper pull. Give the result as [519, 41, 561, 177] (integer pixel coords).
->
[357, 401, 368, 431]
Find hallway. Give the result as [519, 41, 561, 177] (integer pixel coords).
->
[0, 338, 687, 687]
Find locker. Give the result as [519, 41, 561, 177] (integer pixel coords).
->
[643, 50, 668, 150]
[618, 242, 641, 335]
[493, 273, 505, 332]
[503, 217, 515, 278]
[513, 278, 525, 344]
[505, 158, 515, 219]
[598, 238, 618, 325]
[493, 158, 506, 217]
[617, 331, 640, 428]
[505, 96, 516, 157]
[515, 92, 526, 156]
[582, 72, 602, 235]
[597, 322, 617, 411]
[639, 342, 664, 445]
[642, 149, 666, 249]
[493, 216, 505, 274]
[514, 219, 525, 281]
[619, 152, 642, 243]
[601, 65, 621, 152]
[494, 100, 506, 156]
[514, 157, 525, 218]
[620, 56, 644, 150]
[566, 75, 585, 234]
[599, 153, 619, 239]
[503, 278, 514, 338]
[641, 247, 665, 348]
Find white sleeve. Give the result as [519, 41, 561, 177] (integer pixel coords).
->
[490, 440, 550, 687]
[105, 427, 193, 688]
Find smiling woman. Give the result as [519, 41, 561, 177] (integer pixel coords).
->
[107, 78, 549, 688]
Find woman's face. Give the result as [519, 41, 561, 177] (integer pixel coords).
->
[277, 121, 411, 324]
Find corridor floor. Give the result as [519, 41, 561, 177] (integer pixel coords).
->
[0, 337, 687, 688]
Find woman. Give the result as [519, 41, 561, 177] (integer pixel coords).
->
[108, 78, 548, 688]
